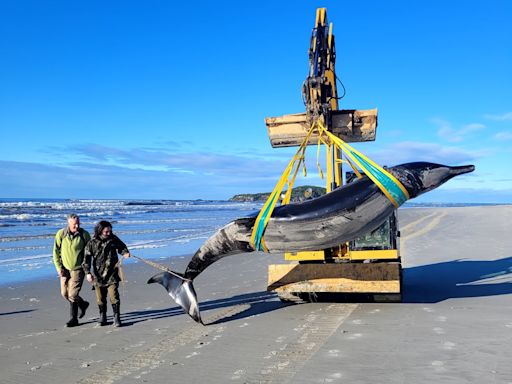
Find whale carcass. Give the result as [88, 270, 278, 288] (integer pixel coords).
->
[148, 162, 475, 323]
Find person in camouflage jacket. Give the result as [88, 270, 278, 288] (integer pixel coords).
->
[83, 220, 130, 327]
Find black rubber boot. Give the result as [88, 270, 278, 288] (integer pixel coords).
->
[98, 304, 107, 326]
[112, 303, 121, 327]
[66, 302, 79, 327]
[77, 297, 89, 319]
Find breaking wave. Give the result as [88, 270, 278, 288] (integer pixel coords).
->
[0, 198, 260, 285]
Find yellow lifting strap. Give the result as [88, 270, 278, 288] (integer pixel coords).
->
[250, 124, 316, 252]
[250, 121, 410, 252]
[315, 120, 410, 207]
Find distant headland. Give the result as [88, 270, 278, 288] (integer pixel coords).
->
[229, 185, 326, 203]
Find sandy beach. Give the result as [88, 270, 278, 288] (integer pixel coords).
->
[1, 206, 512, 383]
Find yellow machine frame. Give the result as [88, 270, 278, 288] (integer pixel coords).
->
[265, 8, 402, 301]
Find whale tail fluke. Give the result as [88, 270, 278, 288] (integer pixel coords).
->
[147, 272, 203, 325]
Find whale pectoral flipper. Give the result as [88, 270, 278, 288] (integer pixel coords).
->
[147, 272, 203, 325]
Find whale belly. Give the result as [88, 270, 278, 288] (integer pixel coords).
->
[263, 193, 394, 252]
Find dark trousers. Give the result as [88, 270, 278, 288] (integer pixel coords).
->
[94, 283, 120, 305]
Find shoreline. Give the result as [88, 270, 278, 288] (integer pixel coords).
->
[3, 204, 512, 288]
[0, 252, 195, 288]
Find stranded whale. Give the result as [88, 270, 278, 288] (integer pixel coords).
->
[148, 162, 475, 323]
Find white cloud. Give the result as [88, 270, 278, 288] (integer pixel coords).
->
[0, 145, 291, 199]
[484, 112, 512, 121]
[366, 141, 482, 166]
[0, 160, 278, 199]
[494, 131, 512, 140]
[0, 143, 505, 202]
[63, 144, 288, 178]
[463, 123, 486, 132]
[432, 118, 485, 142]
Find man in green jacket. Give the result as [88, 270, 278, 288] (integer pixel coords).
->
[53, 213, 91, 327]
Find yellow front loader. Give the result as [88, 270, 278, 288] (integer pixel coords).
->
[265, 8, 402, 302]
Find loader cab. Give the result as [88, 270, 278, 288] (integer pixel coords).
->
[349, 212, 399, 251]
[345, 170, 400, 254]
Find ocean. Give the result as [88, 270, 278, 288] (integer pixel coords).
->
[0, 198, 262, 286]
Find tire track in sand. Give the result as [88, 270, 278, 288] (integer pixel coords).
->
[238, 303, 357, 383]
[400, 211, 446, 258]
[76, 304, 252, 384]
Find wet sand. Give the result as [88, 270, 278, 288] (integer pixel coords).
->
[1, 206, 512, 383]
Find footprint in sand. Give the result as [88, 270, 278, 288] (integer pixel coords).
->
[321, 372, 343, 382]
[81, 343, 97, 351]
[231, 369, 246, 380]
[139, 370, 150, 376]
[80, 360, 103, 368]
[433, 327, 445, 335]
[20, 331, 47, 338]
[298, 334, 308, 344]
[431, 360, 446, 372]
[128, 342, 145, 349]
[442, 341, 456, 350]
[327, 349, 341, 357]
[423, 307, 434, 313]
[275, 336, 286, 343]
[346, 333, 363, 340]
[437, 315, 447, 322]
[194, 341, 211, 349]
[30, 362, 52, 371]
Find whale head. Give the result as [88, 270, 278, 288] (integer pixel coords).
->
[390, 162, 475, 199]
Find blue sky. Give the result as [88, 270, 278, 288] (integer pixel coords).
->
[1, 1, 511, 202]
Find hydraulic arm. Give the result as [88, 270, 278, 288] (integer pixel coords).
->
[303, 8, 339, 128]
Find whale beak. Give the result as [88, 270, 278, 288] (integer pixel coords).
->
[449, 165, 475, 176]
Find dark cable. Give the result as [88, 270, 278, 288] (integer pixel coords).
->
[335, 74, 346, 99]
